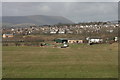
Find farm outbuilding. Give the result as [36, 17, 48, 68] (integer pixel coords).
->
[68, 39, 83, 44]
[55, 38, 84, 44]
[86, 37, 103, 45]
[55, 38, 68, 43]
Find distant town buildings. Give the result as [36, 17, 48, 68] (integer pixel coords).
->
[2, 22, 119, 36]
[2, 22, 119, 45]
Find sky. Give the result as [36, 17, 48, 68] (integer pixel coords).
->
[1, 0, 119, 2]
[1, 1, 119, 23]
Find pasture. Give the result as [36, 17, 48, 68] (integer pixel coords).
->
[2, 43, 118, 78]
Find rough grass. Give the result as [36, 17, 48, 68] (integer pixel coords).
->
[2, 43, 118, 78]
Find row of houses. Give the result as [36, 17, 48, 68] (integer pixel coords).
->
[2, 22, 119, 35]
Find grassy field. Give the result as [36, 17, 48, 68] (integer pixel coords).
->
[2, 43, 118, 78]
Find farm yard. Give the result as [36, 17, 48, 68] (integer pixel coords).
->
[2, 43, 118, 78]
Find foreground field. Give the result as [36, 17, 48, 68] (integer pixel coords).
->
[2, 43, 118, 78]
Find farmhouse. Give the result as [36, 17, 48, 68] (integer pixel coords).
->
[2, 34, 14, 38]
[87, 37, 103, 44]
[68, 39, 83, 44]
[114, 37, 118, 42]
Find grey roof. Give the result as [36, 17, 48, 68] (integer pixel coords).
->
[56, 38, 68, 40]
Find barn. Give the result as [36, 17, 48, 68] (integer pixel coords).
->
[55, 38, 68, 43]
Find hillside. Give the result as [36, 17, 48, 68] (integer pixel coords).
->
[2, 15, 74, 27]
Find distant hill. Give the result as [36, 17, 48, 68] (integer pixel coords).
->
[2, 15, 74, 27]
[108, 20, 119, 24]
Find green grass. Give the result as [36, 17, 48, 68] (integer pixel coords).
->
[2, 43, 118, 78]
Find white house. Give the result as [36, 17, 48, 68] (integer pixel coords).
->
[114, 37, 118, 42]
[86, 37, 103, 45]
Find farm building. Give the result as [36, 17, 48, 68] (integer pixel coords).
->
[68, 39, 83, 44]
[55, 38, 84, 44]
[55, 38, 68, 43]
[86, 37, 103, 44]
[2, 34, 14, 38]
[114, 37, 118, 42]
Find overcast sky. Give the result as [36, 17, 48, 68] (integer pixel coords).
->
[2, 2, 118, 23]
[1, 0, 119, 2]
